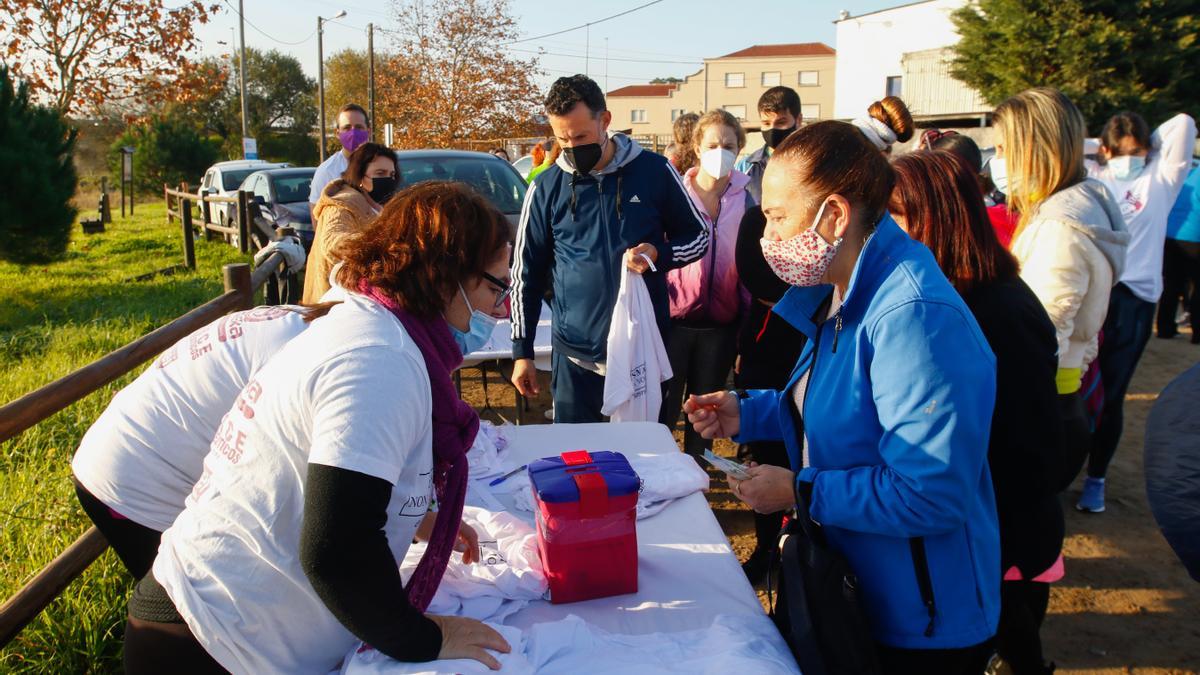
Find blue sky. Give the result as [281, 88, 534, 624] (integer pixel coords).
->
[195, 0, 901, 91]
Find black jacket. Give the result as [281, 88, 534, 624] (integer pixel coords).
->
[733, 206, 805, 390]
[963, 275, 1065, 576]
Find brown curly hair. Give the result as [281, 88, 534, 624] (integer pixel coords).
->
[333, 181, 512, 317]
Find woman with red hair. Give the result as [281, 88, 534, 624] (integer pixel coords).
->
[890, 150, 1064, 675]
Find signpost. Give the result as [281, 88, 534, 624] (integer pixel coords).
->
[242, 137, 258, 160]
[120, 146, 135, 217]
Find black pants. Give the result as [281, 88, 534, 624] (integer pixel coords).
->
[1091, 283, 1156, 480]
[550, 350, 607, 423]
[997, 581, 1052, 675]
[1158, 238, 1200, 339]
[1057, 392, 1092, 490]
[659, 322, 738, 457]
[876, 638, 994, 675]
[124, 573, 228, 674]
[73, 478, 162, 580]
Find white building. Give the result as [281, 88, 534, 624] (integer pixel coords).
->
[833, 0, 990, 123]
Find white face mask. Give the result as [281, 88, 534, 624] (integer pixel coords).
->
[1108, 155, 1146, 181]
[990, 157, 1008, 195]
[699, 148, 736, 180]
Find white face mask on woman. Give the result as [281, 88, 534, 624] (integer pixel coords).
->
[699, 148, 736, 180]
[759, 199, 841, 287]
[1108, 154, 1146, 181]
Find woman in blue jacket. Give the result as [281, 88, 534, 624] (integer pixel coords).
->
[686, 121, 1001, 673]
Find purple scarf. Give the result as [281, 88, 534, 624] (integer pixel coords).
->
[358, 282, 478, 612]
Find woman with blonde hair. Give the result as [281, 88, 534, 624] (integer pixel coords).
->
[660, 109, 752, 459]
[992, 87, 1129, 490]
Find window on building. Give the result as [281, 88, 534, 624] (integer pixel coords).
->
[761, 71, 781, 87]
[886, 76, 903, 98]
[631, 109, 647, 124]
[801, 104, 821, 121]
[725, 72, 744, 88]
[723, 104, 747, 121]
[671, 109, 687, 122]
[798, 70, 819, 86]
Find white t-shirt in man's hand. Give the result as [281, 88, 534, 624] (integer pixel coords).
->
[71, 306, 310, 531]
[153, 293, 435, 675]
[309, 151, 351, 204]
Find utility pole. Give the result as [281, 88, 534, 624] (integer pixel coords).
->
[238, 0, 248, 152]
[368, 23, 376, 141]
[605, 38, 609, 93]
[317, 10, 348, 162]
[318, 16, 327, 162]
[585, 24, 590, 77]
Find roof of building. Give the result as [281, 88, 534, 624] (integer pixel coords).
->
[606, 83, 679, 98]
[716, 43, 835, 59]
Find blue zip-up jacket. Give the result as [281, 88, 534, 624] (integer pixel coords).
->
[735, 216, 1001, 649]
[511, 134, 709, 362]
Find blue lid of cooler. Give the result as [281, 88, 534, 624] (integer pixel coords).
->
[528, 450, 640, 503]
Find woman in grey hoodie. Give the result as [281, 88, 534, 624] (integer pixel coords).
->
[991, 87, 1130, 491]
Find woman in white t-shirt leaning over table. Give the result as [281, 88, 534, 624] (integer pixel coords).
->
[123, 181, 513, 675]
[71, 305, 312, 579]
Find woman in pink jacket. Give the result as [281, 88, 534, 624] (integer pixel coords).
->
[659, 109, 753, 458]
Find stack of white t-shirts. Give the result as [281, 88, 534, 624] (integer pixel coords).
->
[466, 421, 513, 481]
[601, 264, 672, 422]
[399, 506, 546, 624]
[340, 613, 798, 674]
[503, 451, 709, 520]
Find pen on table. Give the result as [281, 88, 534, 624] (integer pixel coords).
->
[488, 464, 528, 487]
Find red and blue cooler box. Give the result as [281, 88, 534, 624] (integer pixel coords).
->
[528, 450, 640, 603]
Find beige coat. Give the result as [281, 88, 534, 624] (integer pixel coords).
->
[302, 180, 378, 303]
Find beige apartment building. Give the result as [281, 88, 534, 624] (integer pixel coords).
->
[606, 43, 836, 142]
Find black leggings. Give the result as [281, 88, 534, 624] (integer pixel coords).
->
[996, 581, 1052, 675]
[1158, 238, 1200, 338]
[1057, 392, 1092, 490]
[124, 573, 228, 674]
[73, 478, 162, 580]
[875, 638, 994, 675]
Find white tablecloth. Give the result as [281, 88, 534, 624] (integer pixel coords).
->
[343, 422, 800, 673]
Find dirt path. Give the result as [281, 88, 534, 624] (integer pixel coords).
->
[457, 333, 1200, 673]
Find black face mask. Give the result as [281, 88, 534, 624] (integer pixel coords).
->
[762, 126, 797, 150]
[367, 175, 398, 204]
[563, 139, 604, 175]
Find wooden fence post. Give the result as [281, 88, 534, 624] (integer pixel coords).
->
[181, 195, 196, 270]
[223, 263, 253, 310]
[164, 183, 173, 224]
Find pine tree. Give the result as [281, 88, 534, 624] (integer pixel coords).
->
[0, 65, 78, 264]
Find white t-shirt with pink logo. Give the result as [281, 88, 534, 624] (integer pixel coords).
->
[71, 306, 310, 531]
[153, 293, 435, 674]
[1088, 113, 1197, 303]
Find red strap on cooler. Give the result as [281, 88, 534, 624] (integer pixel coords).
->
[562, 450, 609, 518]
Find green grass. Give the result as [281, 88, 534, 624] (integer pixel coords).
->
[0, 202, 250, 673]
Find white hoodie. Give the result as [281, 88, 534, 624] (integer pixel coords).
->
[1012, 179, 1130, 386]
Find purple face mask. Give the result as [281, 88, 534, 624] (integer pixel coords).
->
[338, 128, 369, 153]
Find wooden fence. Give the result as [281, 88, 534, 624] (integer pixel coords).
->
[164, 184, 255, 258]
[0, 253, 288, 648]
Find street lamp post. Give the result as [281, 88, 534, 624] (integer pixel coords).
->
[317, 10, 348, 162]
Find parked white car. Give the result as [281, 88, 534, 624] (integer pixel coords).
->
[199, 160, 291, 227]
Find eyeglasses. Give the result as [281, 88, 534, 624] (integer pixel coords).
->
[481, 271, 512, 308]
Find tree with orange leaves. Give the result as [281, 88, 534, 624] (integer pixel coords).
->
[381, 0, 542, 149]
[1, 0, 220, 116]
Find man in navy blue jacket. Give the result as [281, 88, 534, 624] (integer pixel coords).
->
[510, 75, 709, 423]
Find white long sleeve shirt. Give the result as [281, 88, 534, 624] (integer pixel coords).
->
[1089, 113, 1198, 302]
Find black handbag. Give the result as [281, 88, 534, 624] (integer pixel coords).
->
[770, 493, 881, 675]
